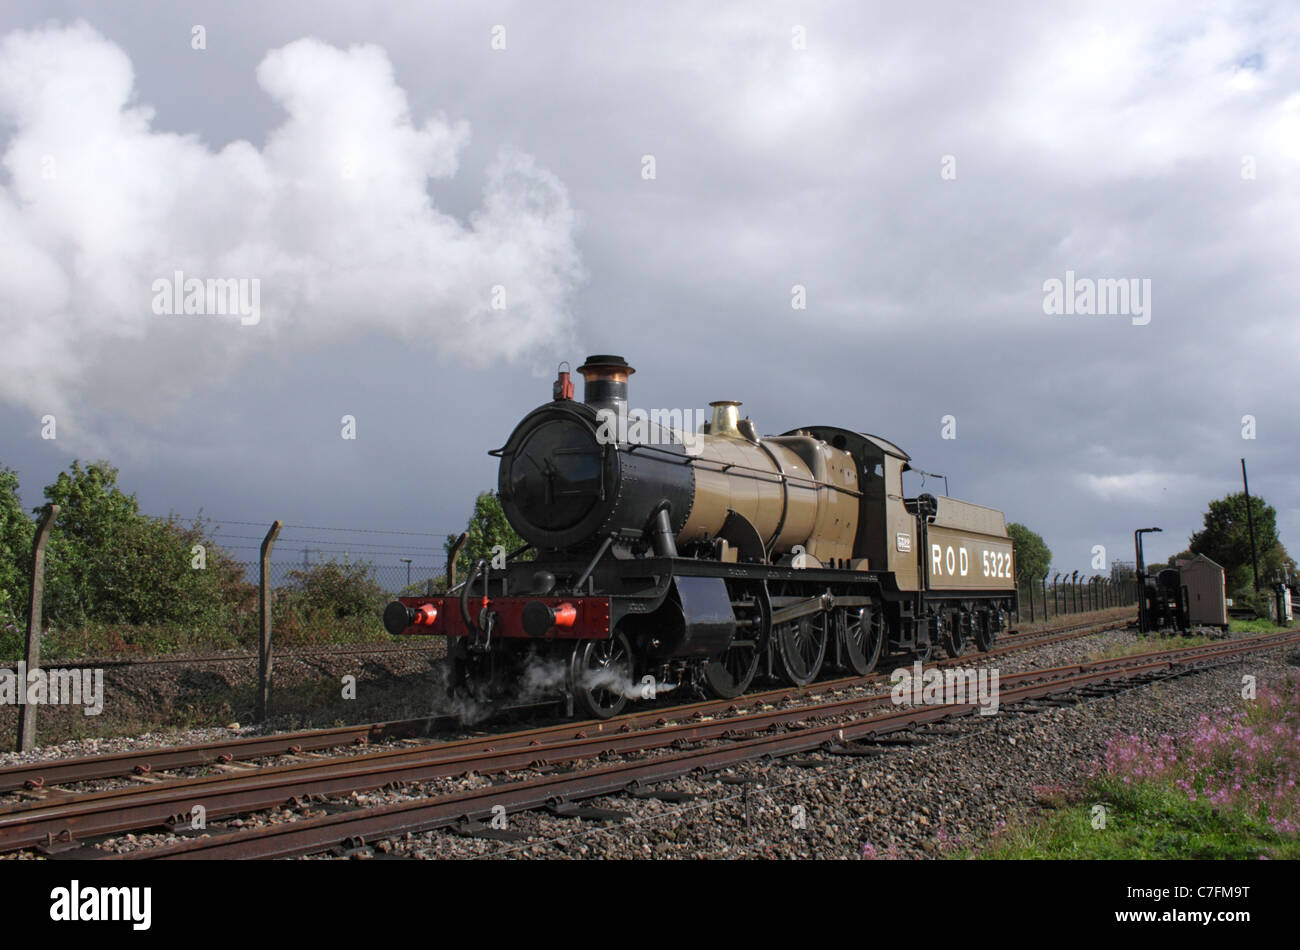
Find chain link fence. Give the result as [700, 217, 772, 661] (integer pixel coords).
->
[2, 517, 456, 661]
[1014, 576, 1139, 624]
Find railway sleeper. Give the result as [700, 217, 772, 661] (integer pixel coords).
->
[450, 819, 527, 842]
[546, 802, 630, 822]
[626, 785, 697, 804]
[710, 772, 764, 785]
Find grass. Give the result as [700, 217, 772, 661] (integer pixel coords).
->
[1089, 634, 1216, 661]
[960, 678, 1300, 860]
[0, 614, 418, 662]
[1229, 617, 1286, 635]
[968, 777, 1300, 859]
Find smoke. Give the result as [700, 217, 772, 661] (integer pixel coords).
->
[428, 653, 572, 727]
[580, 665, 678, 700]
[428, 651, 678, 726]
[0, 22, 583, 420]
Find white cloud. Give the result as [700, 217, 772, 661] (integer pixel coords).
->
[0, 22, 583, 419]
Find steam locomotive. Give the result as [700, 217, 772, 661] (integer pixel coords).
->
[384, 355, 1017, 719]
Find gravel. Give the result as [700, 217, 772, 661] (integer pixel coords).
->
[370, 632, 1299, 860]
[9, 618, 1295, 860]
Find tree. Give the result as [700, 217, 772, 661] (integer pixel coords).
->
[1006, 522, 1051, 587]
[39, 460, 141, 625]
[0, 465, 35, 629]
[37, 460, 246, 631]
[1189, 491, 1294, 594]
[445, 491, 528, 581]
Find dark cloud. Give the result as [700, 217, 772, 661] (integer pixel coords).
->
[1, 1, 1295, 575]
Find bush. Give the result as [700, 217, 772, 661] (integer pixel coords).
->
[1230, 588, 1274, 619]
[273, 559, 390, 646]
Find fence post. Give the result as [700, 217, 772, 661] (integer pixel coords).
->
[446, 532, 469, 589]
[256, 520, 282, 722]
[17, 504, 58, 753]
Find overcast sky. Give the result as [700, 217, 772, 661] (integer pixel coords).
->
[1, 1, 1296, 577]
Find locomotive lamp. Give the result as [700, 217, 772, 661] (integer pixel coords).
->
[1135, 527, 1162, 633]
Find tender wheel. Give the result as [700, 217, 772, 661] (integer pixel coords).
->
[913, 637, 933, 663]
[774, 612, 828, 686]
[974, 610, 996, 652]
[942, 611, 968, 658]
[570, 631, 633, 720]
[839, 606, 884, 676]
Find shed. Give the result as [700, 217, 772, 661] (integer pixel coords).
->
[1175, 554, 1228, 629]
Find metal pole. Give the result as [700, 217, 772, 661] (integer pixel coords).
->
[256, 520, 282, 722]
[401, 557, 412, 588]
[1134, 527, 1162, 633]
[1241, 458, 1260, 593]
[17, 504, 58, 753]
[1042, 573, 1049, 619]
[1135, 530, 1145, 631]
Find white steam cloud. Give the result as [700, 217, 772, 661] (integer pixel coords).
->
[0, 22, 582, 418]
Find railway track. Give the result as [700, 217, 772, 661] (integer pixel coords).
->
[105, 628, 1300, 860]
[2, 622, 1289, 859]
[0, 614, 1128, 795]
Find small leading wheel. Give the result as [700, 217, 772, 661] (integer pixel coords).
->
[839, 606, 884, 676]
[942, 611, 968, 658]
[974, 610, 996, 652]
[570, 631, 633, 720]
[445, 641, 510, 710]
[775, 612, 828, 686]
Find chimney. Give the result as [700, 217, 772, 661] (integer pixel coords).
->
[709, 401, 743, 438]
[576, 355, 634, 412]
